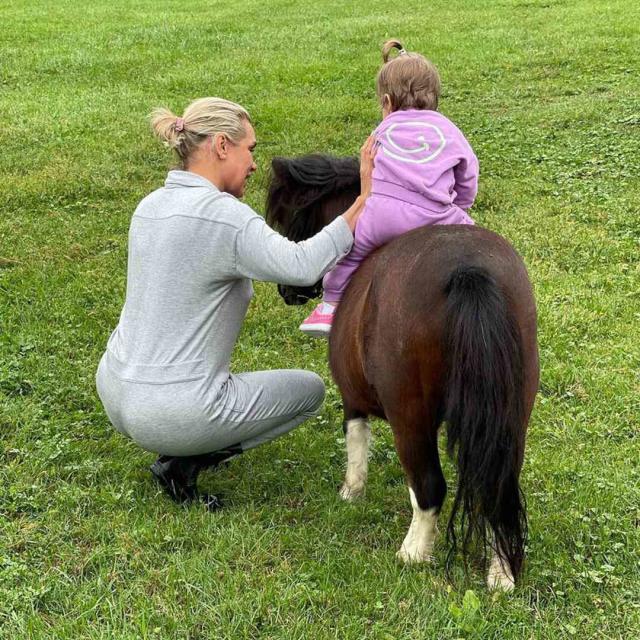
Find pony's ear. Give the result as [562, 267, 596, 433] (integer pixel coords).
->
[266, 158, 294, 229]
[270, 157, 292, 182]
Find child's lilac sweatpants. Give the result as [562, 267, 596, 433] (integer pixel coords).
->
[323, 187, 474, 302]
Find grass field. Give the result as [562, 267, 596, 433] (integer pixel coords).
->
[1, 0, 639, 637]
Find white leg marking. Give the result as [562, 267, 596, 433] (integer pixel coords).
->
[396, 487, 438, 563]
[487, 547, 516, 591]
[339, 418, 371, 501]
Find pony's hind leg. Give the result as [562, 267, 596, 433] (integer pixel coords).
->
[394, 422, 446, 563]
[339, 409, 371, 501]
[487, 544, 516, 591]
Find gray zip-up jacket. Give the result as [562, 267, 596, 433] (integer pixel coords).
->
[100, 170, 352, 398]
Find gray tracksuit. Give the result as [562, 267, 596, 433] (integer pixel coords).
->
[96, 170, 353, 456]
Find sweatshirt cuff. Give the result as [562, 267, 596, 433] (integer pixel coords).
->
[323, 216, 353, 257]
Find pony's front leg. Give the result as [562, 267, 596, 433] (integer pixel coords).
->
[339, 413, 371, 501]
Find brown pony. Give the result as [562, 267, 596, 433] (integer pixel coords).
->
[266, 154, 539, 590]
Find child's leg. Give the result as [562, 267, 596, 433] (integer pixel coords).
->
[323, 207, 383, 303]
[322, 245, 370, 303]
[301, 243, 372, 337]
[301, 203, 384, 337]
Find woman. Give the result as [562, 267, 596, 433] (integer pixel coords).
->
[96, 97, 375, 509]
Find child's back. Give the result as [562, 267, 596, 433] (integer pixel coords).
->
[371, 107, 477, 223]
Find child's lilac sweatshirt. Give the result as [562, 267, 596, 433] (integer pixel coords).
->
[371, 108, 478, 213]
[323, 109, 479, 302]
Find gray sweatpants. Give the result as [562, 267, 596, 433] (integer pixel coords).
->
[96, 355, 325, 456]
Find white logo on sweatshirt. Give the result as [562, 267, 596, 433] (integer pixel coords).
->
[382, 121, 446, 164]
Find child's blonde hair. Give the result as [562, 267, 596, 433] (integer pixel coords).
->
[150, 97, 251, 168]
[376, 39, 441, 112]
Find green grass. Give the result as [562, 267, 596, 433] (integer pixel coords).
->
[1, 0, 639, 637]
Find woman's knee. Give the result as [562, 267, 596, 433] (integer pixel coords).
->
[301, 371, 325, 413]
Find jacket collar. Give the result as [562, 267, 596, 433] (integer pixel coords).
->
[164, 170, 221, 191]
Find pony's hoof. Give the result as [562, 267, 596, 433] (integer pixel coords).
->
[339, 483, 364, 501]
[396, 546, 434, 564]
[487, 558, 516, 591]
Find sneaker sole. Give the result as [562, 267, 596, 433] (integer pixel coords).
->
[299, 323, 330, 338]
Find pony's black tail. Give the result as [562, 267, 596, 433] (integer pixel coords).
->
[443, 266, 528, 580]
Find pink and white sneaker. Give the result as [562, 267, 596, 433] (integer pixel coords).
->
[299, 303, 336, 337]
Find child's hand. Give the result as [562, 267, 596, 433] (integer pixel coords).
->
[359, 134, 379, 197]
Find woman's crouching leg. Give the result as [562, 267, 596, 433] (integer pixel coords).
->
[220, 369, 325, 452]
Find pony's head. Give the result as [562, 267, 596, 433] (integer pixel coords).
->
[266, 154, 360, 305]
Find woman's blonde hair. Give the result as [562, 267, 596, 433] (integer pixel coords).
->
[376, 39, 441, 112]
[150, 97, 251, 168]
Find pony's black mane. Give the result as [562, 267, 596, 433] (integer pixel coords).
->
[266, 154, 359, 241]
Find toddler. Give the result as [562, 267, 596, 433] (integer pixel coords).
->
[300, 39, 479, 336]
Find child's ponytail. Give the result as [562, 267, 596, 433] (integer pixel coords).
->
[381, 39, 407, 63]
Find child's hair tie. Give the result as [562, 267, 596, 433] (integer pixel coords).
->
[397, 48, 407, 56]
[175, 117, 185, 132]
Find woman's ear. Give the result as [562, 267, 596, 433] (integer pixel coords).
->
[211, 133, 228, 159]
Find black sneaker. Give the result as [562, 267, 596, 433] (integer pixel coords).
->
[149, 456, 201, 504]
[149, 445, 242, 510]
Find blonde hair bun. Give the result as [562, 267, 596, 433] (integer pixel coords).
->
[149, 98, 251, 168]
[150, 107, 183, 149]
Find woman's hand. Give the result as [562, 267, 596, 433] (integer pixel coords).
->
[359, 134, 378, 198]
[340, 134, 379, 233]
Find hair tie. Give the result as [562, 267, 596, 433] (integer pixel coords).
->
[397, 48, 407, 56]
[175, 117, 185, 132]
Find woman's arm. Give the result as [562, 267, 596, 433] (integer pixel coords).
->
[233, 135, 378, 286]
[341, 134, 377, 232]
[233, 214, 353, 286]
